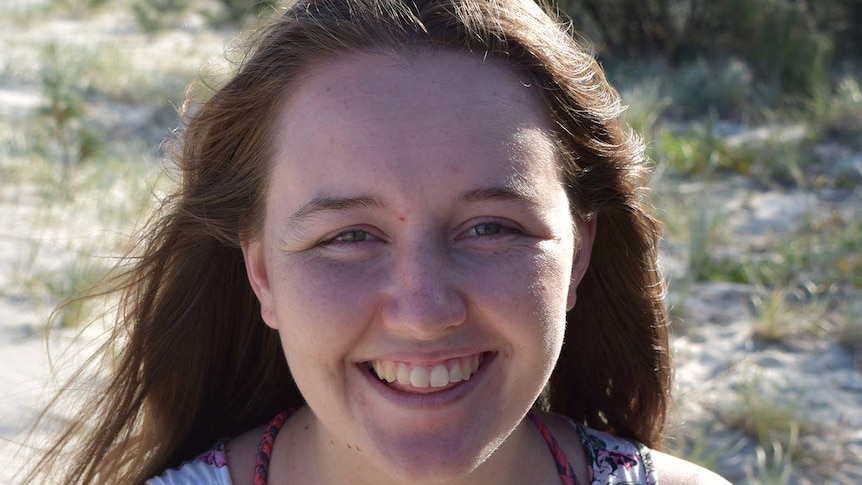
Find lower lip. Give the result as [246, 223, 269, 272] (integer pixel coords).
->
[357, 352, 494, 409]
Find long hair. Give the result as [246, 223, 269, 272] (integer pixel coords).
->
[25, 0, 670, 483]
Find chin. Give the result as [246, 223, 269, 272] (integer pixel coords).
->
[367, 426, 495, 483]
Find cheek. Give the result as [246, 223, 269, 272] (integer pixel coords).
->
[530, 252, 573, 334]
[269, 258, 383, 369]
[468, 249, 572, 342]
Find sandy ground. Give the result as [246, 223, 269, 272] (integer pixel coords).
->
[1, 2, 862, 484]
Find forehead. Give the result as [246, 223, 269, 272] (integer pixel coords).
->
[271, 50, 562, 203]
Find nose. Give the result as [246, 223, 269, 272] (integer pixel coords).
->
[379, 239, 467, 340]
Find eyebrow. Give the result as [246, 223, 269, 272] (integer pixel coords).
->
[287, 184, 543, 229]
[288, 195, 384, 228]
[457, 185, 542, 208]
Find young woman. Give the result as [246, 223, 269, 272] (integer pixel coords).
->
[27, 0, 729, 483]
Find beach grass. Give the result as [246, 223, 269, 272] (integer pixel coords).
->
[1, 2, 861, 483]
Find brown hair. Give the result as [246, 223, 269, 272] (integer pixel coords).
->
[25, 0, 670, 483]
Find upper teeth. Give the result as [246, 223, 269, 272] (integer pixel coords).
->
[371, 354, 482, 389]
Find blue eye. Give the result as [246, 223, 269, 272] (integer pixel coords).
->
[468, 223, 502, 236]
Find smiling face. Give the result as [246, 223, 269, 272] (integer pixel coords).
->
[242, 51, 594, 483]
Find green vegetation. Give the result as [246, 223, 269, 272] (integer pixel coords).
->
[809, 75, 862, 147]
[209, 0, 280, 27]
[723, 381, 809, 457]
[45, 258, 112, 329]
[132, 0, 193, 34]
[560, 0, 856, 101]
[38, 43, 100, 186]
[2, 0, 860, 482]
[666, 428, 722, 475]
[602, 5, 861, 481]
[132, 0, 279, 32]
[684, 202, 726, 282]
[746, 425, 798, 485]
[748, 288, 790, 344]
[51, 0, 111, 16]
[839, 302, 862, 356]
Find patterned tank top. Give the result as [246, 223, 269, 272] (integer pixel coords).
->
[147, 409, 658, 484]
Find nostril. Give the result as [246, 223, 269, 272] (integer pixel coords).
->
[379, 290, 467, 339]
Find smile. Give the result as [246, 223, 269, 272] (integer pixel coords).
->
[367, 354, 484, 390]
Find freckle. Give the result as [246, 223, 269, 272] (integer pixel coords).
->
[304, 426, 309, 430]
[399, 216, 405, 222]
[356, 446, 361, 452]
[346, 444, 352, 450]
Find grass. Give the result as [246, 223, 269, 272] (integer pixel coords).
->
[809, 74, 862, 147]
[838, 301, 862, 356]
[747, 140, 808, 189]
[650, 123, 811, 188]
[664, 276, 690, 328]
[2, 3, 860, 482]
[665, 427, 723, 475]
[779, 211, 862, 290]
[132, 0, 192, 33]
[50, 0, 111, 17]
[745, 423, 798, 485]
[723, 381, 809, 454]
[2, 133, 162, 326]
[685, 202, 727, 283]
[620, 77, 669, 144]
[38, 43, 97, 188]
[747, 288, 790, 344]
[45, 258, 112, 329]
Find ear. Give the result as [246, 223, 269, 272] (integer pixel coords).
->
[241, 238, 278, 330]
[566, 216, 596, 311]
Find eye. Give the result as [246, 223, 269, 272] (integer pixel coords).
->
[331, 228, 370, 243]
[466, 222, 503, 237]
[337, 229, 367, 243]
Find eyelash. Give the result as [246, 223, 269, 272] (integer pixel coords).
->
[464, 222, 504, 237]
[320, 220, 520, 248]
[321, 227, 377, 246]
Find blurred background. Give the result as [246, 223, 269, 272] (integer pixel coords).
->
[0, 0, 860, 483]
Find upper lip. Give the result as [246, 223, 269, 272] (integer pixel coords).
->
[359, 350, 489, 366]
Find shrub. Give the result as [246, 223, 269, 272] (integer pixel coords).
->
[652, 124, 755, 177]
[132, 0, 191, 33]
[666, 58, 755, 120]
[559, 0, 838, 98]
[208, 0, 280, 27]
[810, 75, 862, 146]
[51, 0, 111, 16]
[38, 44, 103, 185]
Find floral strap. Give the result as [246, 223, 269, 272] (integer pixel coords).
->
[253, 409, 293, 485]
[529, 411, 582, 485]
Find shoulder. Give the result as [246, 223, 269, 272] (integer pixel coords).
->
[145, 442, 233, 485]
[576, 425, 731, 485]
[223, 423, 268, 485]
[539, 411, 730, 485]
[145, 423, 268, 485]
[650, 450, 732, 485]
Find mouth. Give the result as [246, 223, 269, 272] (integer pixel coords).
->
[363, 352, 489, 394]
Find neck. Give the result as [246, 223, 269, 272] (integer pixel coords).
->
[273, 406, 560, 485]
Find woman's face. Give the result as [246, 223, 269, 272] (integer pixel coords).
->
[243, 51, 594, 483]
